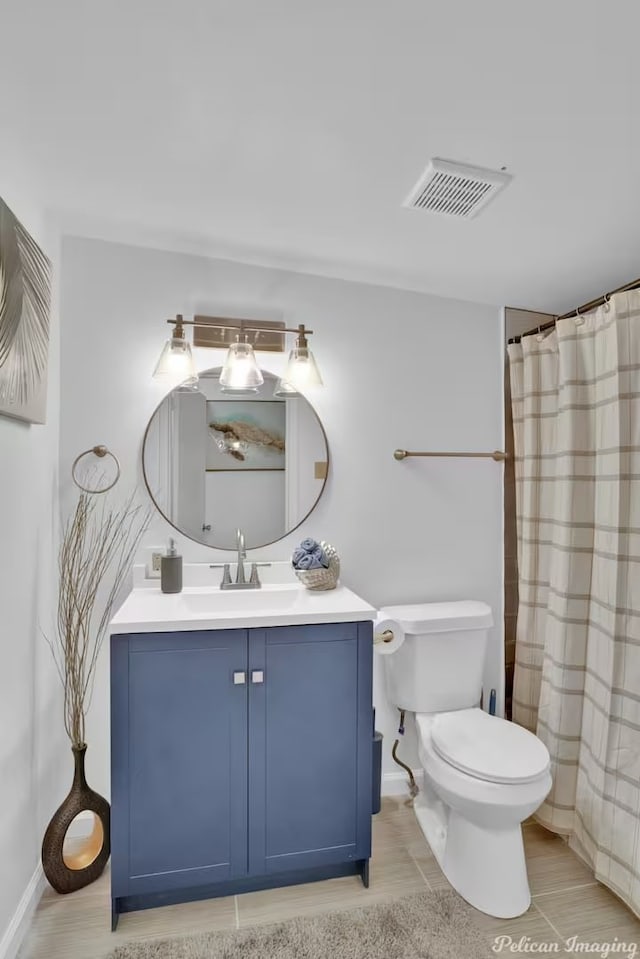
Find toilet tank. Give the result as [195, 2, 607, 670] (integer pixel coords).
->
[380, 601, 493, 713]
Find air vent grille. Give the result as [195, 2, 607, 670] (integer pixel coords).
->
[403, 158, 511, 219]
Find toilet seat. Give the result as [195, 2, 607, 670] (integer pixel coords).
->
[417, 709, 550, 785]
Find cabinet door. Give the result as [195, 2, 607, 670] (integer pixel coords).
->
[111, 630, 248, 897]
[248, 622, 372, 876]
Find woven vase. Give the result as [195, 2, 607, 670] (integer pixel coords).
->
[295, 541, 340, 590]
[42, 744, 110, 894]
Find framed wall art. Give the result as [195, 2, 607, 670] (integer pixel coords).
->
[0, 196, 51, 424]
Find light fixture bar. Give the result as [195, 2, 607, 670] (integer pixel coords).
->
[167, 316, 314, 337]
[194, 316, 285, 352]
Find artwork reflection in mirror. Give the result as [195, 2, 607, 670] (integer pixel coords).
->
[143, 370, 328, 550]
[207, 400, 286, 470]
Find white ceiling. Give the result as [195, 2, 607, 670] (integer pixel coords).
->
[2, 0, 639, 311]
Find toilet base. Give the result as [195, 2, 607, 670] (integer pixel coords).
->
[442, 811, 530, 918]
[414, 796, 531, 919]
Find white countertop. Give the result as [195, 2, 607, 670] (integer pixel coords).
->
[110, 580, 376, 634]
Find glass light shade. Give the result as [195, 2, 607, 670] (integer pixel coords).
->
[283, 345, 323, 389]
[153, 336, 198, 384]
[219, 340, 264, 391]
[273, 378, 299, 398]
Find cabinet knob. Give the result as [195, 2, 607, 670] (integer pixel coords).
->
[251, 670, 264, 684]
[233, 671, 246, 685]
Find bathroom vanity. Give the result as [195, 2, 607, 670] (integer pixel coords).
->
[109, 578, 375, 928]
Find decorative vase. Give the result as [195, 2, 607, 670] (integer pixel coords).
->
[294, 541, 340, 590]
[42, 744, 110, 894]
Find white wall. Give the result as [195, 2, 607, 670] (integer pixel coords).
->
[59, 236, 504, 798]
[0, 155, 66, 955]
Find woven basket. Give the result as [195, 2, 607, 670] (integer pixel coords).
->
[294, 541, 340, 591]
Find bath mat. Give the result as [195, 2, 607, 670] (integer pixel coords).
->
[106, 889, 485, 959]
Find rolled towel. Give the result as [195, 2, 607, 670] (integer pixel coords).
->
[312, 545, 329, 568]
[292, 538, 330, 570]
[295, 552, 324, 570]
[300, 537, 320, 553]
[291, 546, 308, 567]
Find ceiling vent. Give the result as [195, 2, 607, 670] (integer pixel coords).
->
[403, 158, 512, 219]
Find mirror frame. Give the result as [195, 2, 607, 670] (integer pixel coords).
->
[141, 369, 330, 550]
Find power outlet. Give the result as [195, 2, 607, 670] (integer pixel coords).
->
[144, 548, 164, 579]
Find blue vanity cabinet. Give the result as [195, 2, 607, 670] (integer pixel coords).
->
[110, 630, 250, 908]
[248, 623, 372, 876]
[110, 620, 373, 926]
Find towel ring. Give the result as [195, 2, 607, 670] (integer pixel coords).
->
[71, 445, 121, 494]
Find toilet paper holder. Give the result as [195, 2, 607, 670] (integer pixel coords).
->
[374, 629, 394, 645]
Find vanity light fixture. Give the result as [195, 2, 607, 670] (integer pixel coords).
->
[283, 325, 323, 389]
[219, 334, 264, 392]
[152, 315, 198, 385]
[152, 316, 323, 390]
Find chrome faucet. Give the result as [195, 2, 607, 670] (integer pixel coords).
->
[235, 527, 247, 583]
[210, 527, 270, 589]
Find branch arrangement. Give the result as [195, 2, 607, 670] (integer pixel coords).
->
[46, 490, 150, 747]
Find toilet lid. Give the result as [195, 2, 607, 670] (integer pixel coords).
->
[431, 709, 550, 784]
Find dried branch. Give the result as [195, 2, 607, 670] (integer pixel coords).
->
[46, 489, 151, 747]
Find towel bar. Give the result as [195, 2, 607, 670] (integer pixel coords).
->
[394, 449, 507, 462]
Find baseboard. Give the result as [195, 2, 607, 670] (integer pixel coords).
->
[0, 813, 96, 959]
[381, 769, 423, 796]
[0, 864, 46, 959]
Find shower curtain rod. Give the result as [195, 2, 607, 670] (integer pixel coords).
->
[507, 276, 640, 345]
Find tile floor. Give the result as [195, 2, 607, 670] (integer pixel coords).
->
[20, 797, 640, 959]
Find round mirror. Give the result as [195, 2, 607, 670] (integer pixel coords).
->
[142, 369, 329, 549]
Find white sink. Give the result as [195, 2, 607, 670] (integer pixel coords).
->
[110, 580, 375, 634]
[177, 585, 308, 615]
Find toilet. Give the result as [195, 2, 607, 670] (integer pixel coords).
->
[380, 600, 551, 919]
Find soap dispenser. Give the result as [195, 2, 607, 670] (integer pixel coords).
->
[161, 538, 182, 594]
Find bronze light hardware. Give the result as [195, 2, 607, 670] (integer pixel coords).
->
[394, 449, 507, 462]
[169, 314, 313, 339]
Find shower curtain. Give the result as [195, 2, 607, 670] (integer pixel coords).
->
[508, 290, 640, 916]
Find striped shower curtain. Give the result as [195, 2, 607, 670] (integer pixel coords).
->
[508, 290, 640, 917]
